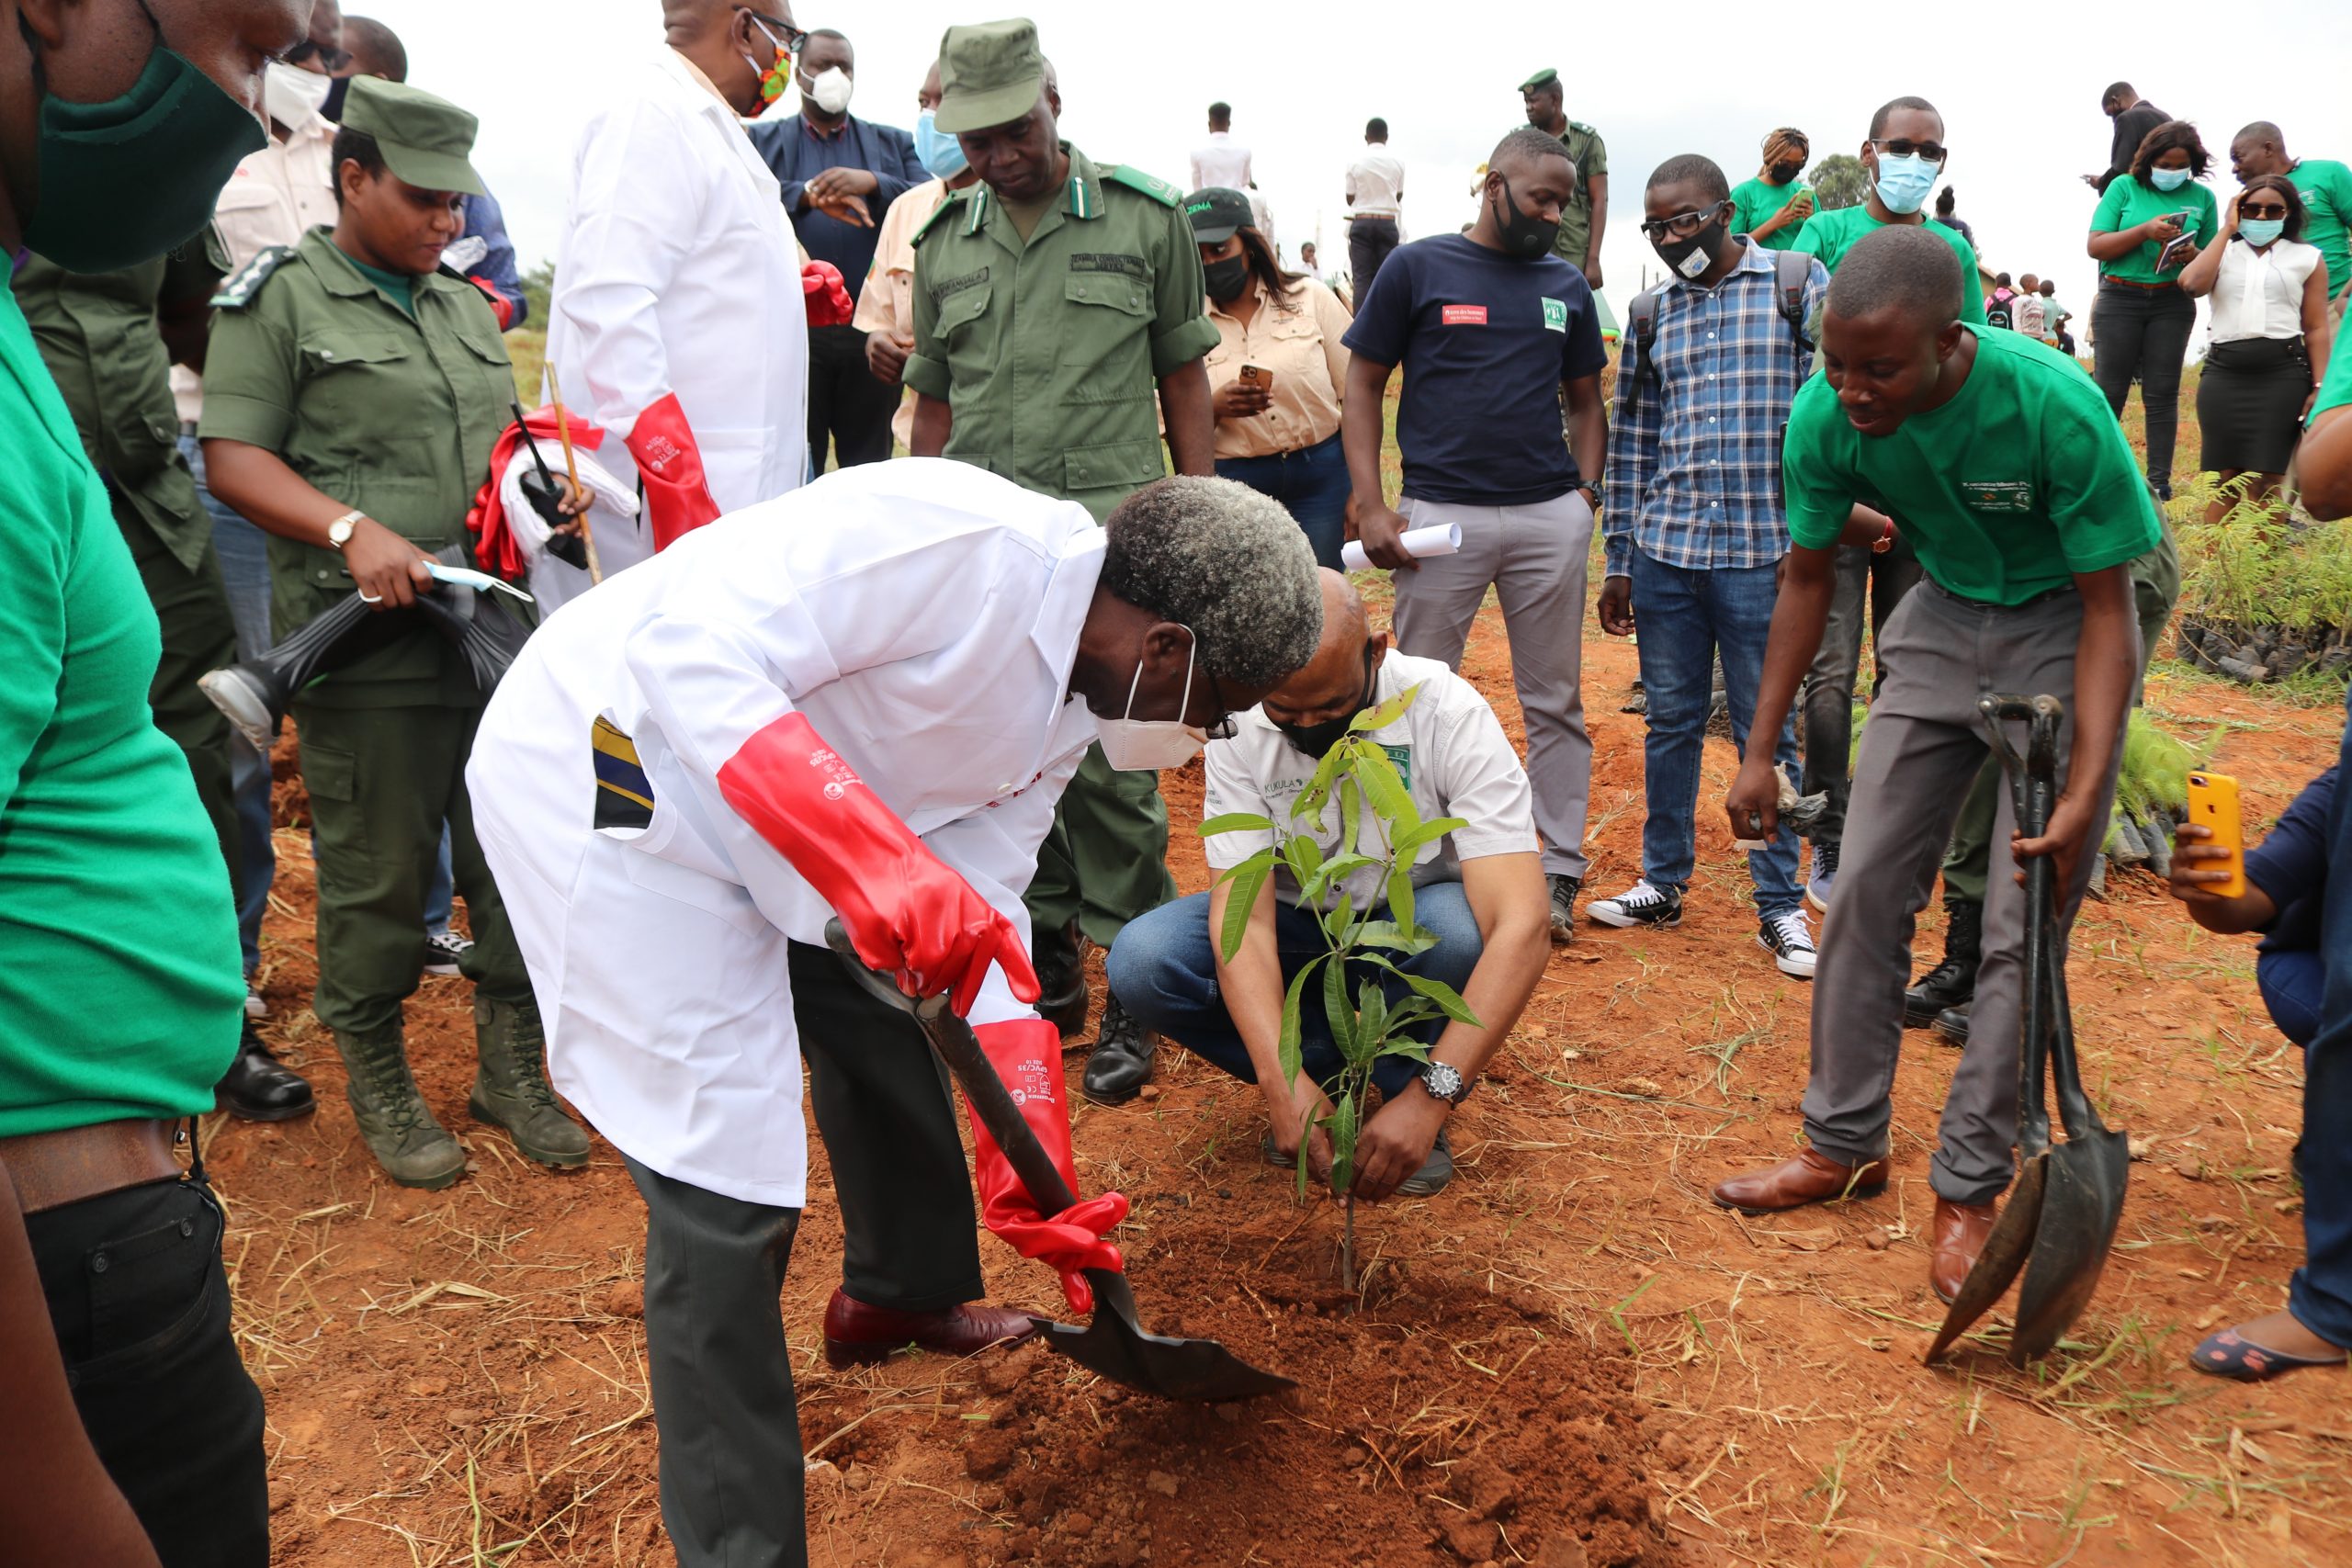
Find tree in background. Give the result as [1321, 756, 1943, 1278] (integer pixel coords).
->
[1811, 154, 1867, 211]
[521, 261, 554, 336]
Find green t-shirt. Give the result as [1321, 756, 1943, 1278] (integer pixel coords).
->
[1782, 326, 2160, 604]
[2090, 174, 2221, 284]
[2311, 332, 2352, 420]
[1730, 176, 1811, 250]
[2287, 157, 2352, 300]
[1789, 206, 1988, 323]
[0, 292, 243, 1137]
[345, 254, 418, 316]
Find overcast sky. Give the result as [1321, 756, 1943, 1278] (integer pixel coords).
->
[389, 0, 2349, 339]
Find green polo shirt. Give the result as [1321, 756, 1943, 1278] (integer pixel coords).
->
[2312, 333, 2352, 420]
[2286, 157, 2352, 299]
[1782, 326, 2160, 604]
[0, 290, 242, 1137]
[1789, 206, 1988, 323]
[2090, 174, 2221, 284]
[1730, 176, 1811, 250]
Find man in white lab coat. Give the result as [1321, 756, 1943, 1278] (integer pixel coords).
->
[468, 461, 1323, 1568]
[546, 0, 842, 571]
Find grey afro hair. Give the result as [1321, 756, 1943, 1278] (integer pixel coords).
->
[1101, 477, 1323, 688]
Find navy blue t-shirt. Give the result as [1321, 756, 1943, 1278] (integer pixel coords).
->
[1342, 233, 1607, 505]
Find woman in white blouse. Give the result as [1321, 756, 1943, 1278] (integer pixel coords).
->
[2180, 175, 2334, 524]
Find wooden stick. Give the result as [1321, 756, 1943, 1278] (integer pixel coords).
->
[547, 369, 604, 584]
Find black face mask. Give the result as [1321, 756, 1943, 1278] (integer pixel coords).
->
[1275, 644, 1379, 759]
[1204, 254, 1250, 302]
[1654, 210, 1729, 281]
[1770, 161, 1804, 184]
[1490, 177, 1561, 260]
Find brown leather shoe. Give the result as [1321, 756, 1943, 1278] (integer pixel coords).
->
[820, 1287, 1038, 1368]
[1711, 1147, 1891, 1214]
[1929, 1198, 2000, 1304]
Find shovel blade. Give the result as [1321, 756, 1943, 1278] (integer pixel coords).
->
[2008, 1129, 2130, 1364]
[1927, 1155, 2049, 1362]
[1028, 1269, 1295, 1403]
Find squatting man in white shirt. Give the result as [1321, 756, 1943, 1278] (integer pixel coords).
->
[1109, 571, 1554, 1199]
[468, 462, 1324, 1568]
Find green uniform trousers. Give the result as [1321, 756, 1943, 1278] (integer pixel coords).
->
[1023, 743, 1177, 950]
[294, 698, 530, 1034]
[118, 499, 240, 900]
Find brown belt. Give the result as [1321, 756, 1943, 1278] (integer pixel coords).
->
[0, 1118, 183, 1215]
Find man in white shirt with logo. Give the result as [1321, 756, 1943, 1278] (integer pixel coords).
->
[1345, 116, 1407, 301]
[1108, 572, 1553, 1199]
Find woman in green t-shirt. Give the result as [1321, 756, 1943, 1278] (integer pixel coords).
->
[2086, 119, 2222, 501]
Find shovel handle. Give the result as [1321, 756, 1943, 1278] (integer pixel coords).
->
[1980, 694, 2064, 1156]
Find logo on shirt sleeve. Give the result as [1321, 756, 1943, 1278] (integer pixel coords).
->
[1441, 304, 1488, 326]
[1541, 297, 1568, 333]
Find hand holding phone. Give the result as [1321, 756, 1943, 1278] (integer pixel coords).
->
[1239, 364, 1273, 389]
[2181, 772, 2247, 898]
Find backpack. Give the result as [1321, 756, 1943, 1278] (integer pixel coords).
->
[1626, 249, 1815, 391]
[1984, 292, 2015, 331]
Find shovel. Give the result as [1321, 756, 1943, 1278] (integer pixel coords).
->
[822, 919, 1295, 1403]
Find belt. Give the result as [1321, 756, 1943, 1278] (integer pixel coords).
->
[1348, 212, 1398, 222]
[0, 1118, 183, 1215]
[179, 420, 201, 438]
[2101, 276, 2179, 291]
[1926, 578, 2078, 611]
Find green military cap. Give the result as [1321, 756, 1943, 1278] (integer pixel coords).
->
[338, 76, 485, 197]
[1518, 67, 1559, 91]
[934, 17, 1046, 135]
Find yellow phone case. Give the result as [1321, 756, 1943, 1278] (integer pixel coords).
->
[2185, 772, 2246, 898]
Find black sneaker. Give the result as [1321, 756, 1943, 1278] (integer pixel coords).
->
[1547, 874, 1582, 945]
[1758, 910, 1818, 979]
[1585, 881, 1683, 929]
[423, 929, 472, 977]
[1079, 997, 1157, 1105]
[1805, 840, 1839, 914]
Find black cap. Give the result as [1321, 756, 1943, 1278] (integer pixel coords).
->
[1183, 186, 1253, 243]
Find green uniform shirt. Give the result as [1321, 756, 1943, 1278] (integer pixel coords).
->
[199, 229, 516, 707]
[0, 290, 242, 1137]
[906, 143, 1219, 524]
[2090, 175, 2220, 284]
[1730, 176, 1811, 250]
[1783, 326, 2160, 604]
[1537, 119, 1606, 271]
[2312, 329, 2352, 420]
[12, 250, 219, 573]
[2286, 156, 2352, 299]
[1790, 206, 1989, 323]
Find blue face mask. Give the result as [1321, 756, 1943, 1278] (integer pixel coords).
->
[913, 109, 967, 181]
[1872, 153, 1939, 215]
[2238, 216, 2285, 246]
[2150, 165, 2193, 192]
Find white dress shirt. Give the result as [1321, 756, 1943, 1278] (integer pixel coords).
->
[468, 461, 1102, 1207]
[1190, 130, 1253, 192]
[1345, 150, 1406, 220]
[2209, 236, 2323, 344]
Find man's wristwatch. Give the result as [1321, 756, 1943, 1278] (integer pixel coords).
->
[1419, 1061, 1475, 1107]
[324, 509, 366, 552]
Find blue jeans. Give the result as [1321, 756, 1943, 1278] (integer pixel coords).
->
[181, 431, 275, 976]
[1107, 881, 1482, 1100]
[1628, 547, 1802, 918]
[1215, 432, 1349, 571]
[2290, 694, 2352, 1348]
[425, 827, 455, 935]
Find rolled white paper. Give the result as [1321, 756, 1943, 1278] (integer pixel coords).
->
[1340, 522, 1463, 573]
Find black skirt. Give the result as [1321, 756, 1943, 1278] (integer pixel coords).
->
[2198, 334, 2310, 474]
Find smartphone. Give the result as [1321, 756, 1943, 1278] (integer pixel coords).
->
[1239, 364, 1272, 389]
[2185, 772, 2247, 897]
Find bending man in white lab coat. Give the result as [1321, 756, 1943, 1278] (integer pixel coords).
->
[468, 461, 1324, 1568]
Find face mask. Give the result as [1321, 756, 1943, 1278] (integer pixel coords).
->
[321, 73, 351, 122]
[1096, 631, 1210, 773]
[1770, 162, 1804, 184]
[25, 38, 267, 273]
[1871, 153, 1939, 216]
[1275, 645, 1379, 760]
[913, 108, 967, 180]
[2149, 165, 2192, 192]
[800, 64, 854, 116]
[1491, 177, 1561, 260]
[1654, 210, 1728, 281]
[1204, 254, 1250, 302]
[741, 18, 793, 118]
[2238, 216, 2285, 246]
[263, 60, 333, 127]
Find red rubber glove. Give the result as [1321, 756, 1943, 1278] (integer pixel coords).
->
[967, 1018, 1128, 1314]
[468, 275, 516, 330]
[715, 711, 1040, 1014]
[802, 260, 854, 327]
[626, 391, 723, 549]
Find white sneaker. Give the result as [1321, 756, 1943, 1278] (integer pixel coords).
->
[245, 985, 266, 1020]
[423, 929, 473, 977]
[1758, 911, 1817, 979]
[1586, 881, 1684, 929]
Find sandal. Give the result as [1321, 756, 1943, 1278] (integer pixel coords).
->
[2189, 1326, 2348, 1382]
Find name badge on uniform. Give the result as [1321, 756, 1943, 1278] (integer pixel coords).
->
[1961, 480, 2034, 513]
[1541, 298, 1568, 333]
[1382, 744, 1413, 789]
[1442, 304, 1487, 326]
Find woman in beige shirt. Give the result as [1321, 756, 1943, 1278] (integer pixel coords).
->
[1188, 186, 1355, 568]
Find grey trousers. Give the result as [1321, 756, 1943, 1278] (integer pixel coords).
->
[1393, 491, 1594, 877]
[1803, 581, 2131, 1205]
[1799, 540, 1923, 843]
[625, 1155, 808, 1568]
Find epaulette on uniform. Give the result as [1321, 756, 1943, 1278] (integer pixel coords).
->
[209, 245, 297, 310]
[1106, 166, 1183, 207]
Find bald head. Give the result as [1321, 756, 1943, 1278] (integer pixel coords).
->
[340, 15, 404, 80]
[1262, 571, 1383, 728]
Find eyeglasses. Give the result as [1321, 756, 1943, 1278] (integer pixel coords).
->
[740, 8, 809, 56]
[1640, 204, 1726, 241]
[284, 38, 354, 73]
[2239, 202, 2290, 220]
[1871, 138, 1949, 164]
[1202, 672, 1242, 740]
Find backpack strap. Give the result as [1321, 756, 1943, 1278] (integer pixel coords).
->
[1626, 284, 1667, 389]
[1771, 250, 1815, 351]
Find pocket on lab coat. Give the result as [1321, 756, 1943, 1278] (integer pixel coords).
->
[621, 849, 767, 936]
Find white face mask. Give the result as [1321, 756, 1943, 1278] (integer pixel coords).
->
[801, 65, 854, 116]
[1095, 630, 1210, 772]
[263, 59, 334, 127]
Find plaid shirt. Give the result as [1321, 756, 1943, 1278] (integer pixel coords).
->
[1602, 243, 1828, 578]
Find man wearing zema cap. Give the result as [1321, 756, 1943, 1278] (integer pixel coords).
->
[908, 17, 1221, 1100]
[198, 73, 591, 1191]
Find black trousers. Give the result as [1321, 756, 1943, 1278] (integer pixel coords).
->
[27, 1171, 269, 1568]
[2091, 281, 2197, 492]
[1348, 217, 1400, 302]
[805, 322, 899, 471]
